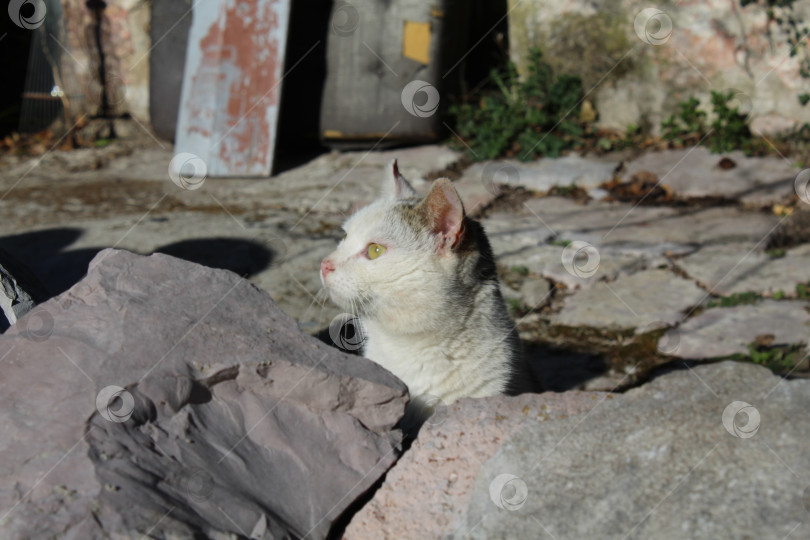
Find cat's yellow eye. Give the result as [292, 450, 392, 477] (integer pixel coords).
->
[367, 243, 386, 260]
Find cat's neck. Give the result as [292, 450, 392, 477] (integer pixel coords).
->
[363, 274, 499, 337]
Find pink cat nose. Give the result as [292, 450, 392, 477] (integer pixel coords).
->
[321, 258, 335, 278]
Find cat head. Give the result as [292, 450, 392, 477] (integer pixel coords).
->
[320, 159, 477, 330]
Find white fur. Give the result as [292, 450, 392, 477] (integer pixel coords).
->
[321, 160, 518, 404]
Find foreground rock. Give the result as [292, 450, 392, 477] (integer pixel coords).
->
[0, 249, 407, 539]
[455, 362, 810, 539]
[345, 392, 608, 539]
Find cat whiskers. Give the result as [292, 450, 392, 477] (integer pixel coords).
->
[301, 287, 330, 322]
[347, 292, 373, 319]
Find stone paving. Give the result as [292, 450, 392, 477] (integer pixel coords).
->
[1, 131, 809, 390]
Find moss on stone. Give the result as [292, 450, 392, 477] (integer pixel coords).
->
[542, 10, 636, 89]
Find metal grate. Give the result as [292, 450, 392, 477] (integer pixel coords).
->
[18, 27, 64, 133]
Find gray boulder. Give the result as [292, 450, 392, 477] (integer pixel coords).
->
[455, 361, 810, 539]
[0, 249, 407, 539]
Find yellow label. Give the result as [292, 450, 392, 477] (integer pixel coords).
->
[323, 130, 344, 138]
[403, 21, 431, 65]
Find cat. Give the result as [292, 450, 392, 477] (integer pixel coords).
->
[320, 159, 527, 406]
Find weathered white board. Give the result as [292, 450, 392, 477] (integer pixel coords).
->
[175, 0, 291, 177]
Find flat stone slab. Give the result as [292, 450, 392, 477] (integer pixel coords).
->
[484, 199, 779, 291]
[0, 249, 407, 539]
[520, 197, 675, 234]
[676, 243, 810, 297]
[232, 145, 463, 215]
[463, 156, 618, 194]
[345, 391, 609, 539]
[456, 361, 810, 539]
[586, 206, 780, 247]
[552, 269, 707, 329]
[663, 300, 810, 359]
[497, 244, 646, 290]
[623, 147, 797, 204]
[483, 202, 683, 290]
[0, 144, 463, 224]
[521, 198, 779, 246]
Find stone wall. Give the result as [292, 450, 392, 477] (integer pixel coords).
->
[507, 0, 810, 135]
[56, 0, 150, 123]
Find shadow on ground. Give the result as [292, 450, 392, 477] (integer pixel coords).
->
[0, 228, 279, 299]
[523, 342, 609, 392]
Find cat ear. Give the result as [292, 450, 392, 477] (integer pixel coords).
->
[421, 178, 465, 250]
[382, 158, 418, 199]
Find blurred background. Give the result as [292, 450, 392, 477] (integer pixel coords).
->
[1, 0, 808, 162]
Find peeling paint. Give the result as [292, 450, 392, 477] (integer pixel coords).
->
[176, 0, 290, 177]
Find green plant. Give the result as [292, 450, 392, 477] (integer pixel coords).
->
[797, 282, 810, 299]
[450, 49, 585, 161]
[510, 265, 530, 276]
[661, 97, 706, 144]
[506, 297, 530, 317]
[706, 291, 761, 308]
[550, 238, 572, 247]
[766, 248, 786, 258]
[733, 342, 805, 372]
[661, 91, 762, 153]
[708, 90, 753, 153]
[551, 184, 580, 197]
